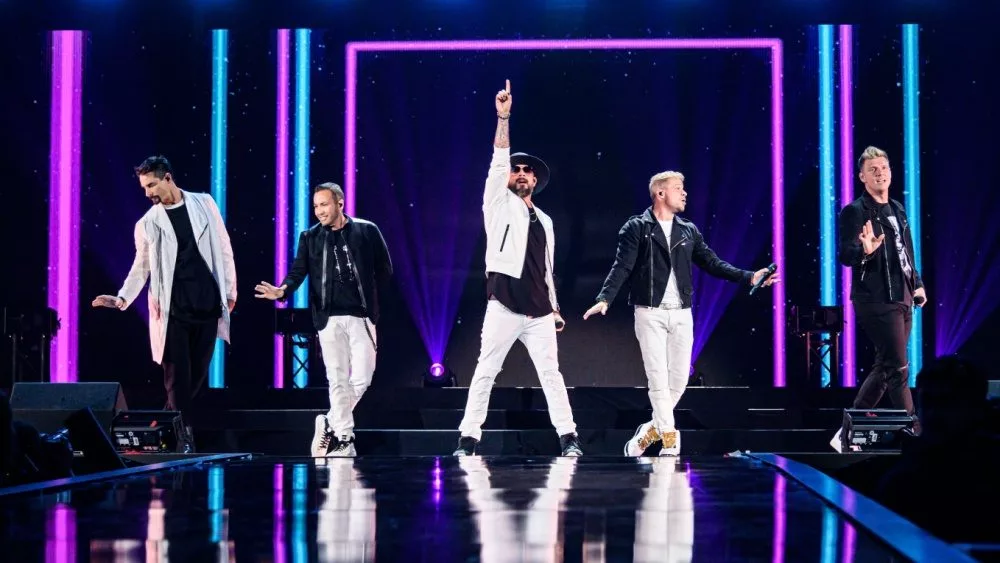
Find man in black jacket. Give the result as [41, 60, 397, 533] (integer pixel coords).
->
[255, 182, 393, 457]
[834, 146, 926, 446]
[584, 170, 777, 456]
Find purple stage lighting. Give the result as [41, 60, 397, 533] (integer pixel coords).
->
[838, 25, 857, 388]
[429, 362, 445, 378]
[48, 30, 84, 384]
[274, 29, 291, 389]
[345, 37, 786, 387]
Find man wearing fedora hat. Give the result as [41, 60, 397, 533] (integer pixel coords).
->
[453, 80, 582, 457]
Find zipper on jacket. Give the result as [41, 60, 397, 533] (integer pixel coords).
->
[499, 224, 510, 252]
[648, 230, 654, 307]
[321, 232, 328, 309]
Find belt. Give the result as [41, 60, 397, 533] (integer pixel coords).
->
[638, 303, 686, 311]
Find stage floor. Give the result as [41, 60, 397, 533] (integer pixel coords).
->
[1, 455, 912, 562]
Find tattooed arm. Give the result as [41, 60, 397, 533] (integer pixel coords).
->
[484, 79, 513, 210]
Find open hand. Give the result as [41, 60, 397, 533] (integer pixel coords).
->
[254, 281, 286, 300]
[92, 295, 124, 310]
[583, 301, 608, 320]
[495, 79, 511, 115]
[859, 220, 885, 256]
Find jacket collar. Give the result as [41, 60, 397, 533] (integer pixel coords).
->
[150, 189, 208, 237]
[642, 207, 686, 251]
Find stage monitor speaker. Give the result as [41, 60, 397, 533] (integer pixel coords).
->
[63, 407, 127, 474]
[9, 382, 128, 434]
[840, 408, 915, 452]
[111, 410, 186, 454]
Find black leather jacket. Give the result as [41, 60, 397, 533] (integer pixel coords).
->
[596, 208, 752, 308]
[280, 216, 393, 330]
[838, 191, 923, 305]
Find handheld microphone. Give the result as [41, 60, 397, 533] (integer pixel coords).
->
[555, 318, 565, 330]
[914, 295, 926, 306]
[749, 262, 777, 295]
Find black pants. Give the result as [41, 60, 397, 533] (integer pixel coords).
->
[163, 317, 217, 414]
[852, 302, 914, 415]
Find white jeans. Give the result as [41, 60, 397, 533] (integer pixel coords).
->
[317, 315, 377, 436]
[634, 307, 694, 433]
[458, 300, 577, 440]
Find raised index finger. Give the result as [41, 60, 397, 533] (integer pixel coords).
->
[505, 79, 510, 94]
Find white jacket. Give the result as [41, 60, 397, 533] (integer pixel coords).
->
[482, 147, 559, 312]
[117, 191, 237, 364]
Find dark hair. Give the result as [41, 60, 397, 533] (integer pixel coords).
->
[313, 182, 345, 202]
[134, 155, 173, 179]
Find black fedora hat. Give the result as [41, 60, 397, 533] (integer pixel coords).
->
[510, 152, 551, 194]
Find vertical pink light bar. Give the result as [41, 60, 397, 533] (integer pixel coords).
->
[346, 38, 785, 385]
[45, 503, 77, 563]
[273, 464, 286, 563]
[771, 42, 786, 387]
[840, 489, 857, 563]
[48, 30, 84, 383]
[274, 29, 291, 388]
[772, 474, 786, 563]
[838, 25, 856, 387]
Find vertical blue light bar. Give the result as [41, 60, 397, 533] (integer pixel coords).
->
[902, 24, 922, 386]
[292, 464, 308, 563]
[293, 29, 311, 388]
[210, 29, 229, 389]
[818, 25, 836, 387]
[208, 465, 225, 543]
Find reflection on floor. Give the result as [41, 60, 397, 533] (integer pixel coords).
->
[1, 456, 907, 562]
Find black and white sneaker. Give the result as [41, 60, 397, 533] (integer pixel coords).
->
[327, 435, 356, 457]
[310, 415, 334, 457]
[453, 436, 479, 456]
[560, 433, 583, 457]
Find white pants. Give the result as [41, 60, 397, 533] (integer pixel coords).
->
[458, 300, 577, 440]
[634, 307, 694, 434]
[317, 315, 377, 436]
[633, 460, 695, 562]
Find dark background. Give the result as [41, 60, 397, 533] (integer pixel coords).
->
[2, 1, 998, 400]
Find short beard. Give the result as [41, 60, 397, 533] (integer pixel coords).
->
[508, 182, 533, 198]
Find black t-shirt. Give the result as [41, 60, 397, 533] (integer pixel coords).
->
[165, 201, 222, 322]
[487, 206, 551, 317]
[326, 227, 366, 318]
[876, 203, 915, 299]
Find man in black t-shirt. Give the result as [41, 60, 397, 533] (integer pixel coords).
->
[452, 81, 582, 457]
[834, 145, 927, 448]
[93, 156, 237, 448]
[256, 183, 393, 457]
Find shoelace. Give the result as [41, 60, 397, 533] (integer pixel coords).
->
[319, 432, 333, 451]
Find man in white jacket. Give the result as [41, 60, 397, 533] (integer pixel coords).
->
[92, 156, 236, 430]
[453, 80, 582, 457]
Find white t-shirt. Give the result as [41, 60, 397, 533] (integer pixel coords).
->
[658, 219, 683, 307]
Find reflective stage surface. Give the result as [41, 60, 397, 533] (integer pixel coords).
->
[1, 457, 906, 562]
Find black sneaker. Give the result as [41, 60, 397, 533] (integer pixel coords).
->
[560, 433, 583, 457]
[310, 415, 334, 457]
[327, 435, 357, 457]
[453, 436, 479, 456]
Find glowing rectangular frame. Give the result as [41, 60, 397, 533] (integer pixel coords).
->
[345, 38, 787, 386]
[48, 30, 84, 383]
[209, 29, 229, 389]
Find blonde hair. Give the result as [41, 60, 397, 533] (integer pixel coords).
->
[648, 170, 685, 198]
[857, 146, 889, 171]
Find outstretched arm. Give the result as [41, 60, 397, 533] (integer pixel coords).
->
[691, 227, 753, 285]
[484, 80, 512, 211]
[115, 221, 151, 309]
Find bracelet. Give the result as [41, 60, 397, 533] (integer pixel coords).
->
[497, 112, 510, 120]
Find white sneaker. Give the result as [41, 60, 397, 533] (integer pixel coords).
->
[327, 435, 356, 457]
[624, 421, 660, 457]
[830, 428, 843, 453]
[310, 415, 334, 457]
[659, 430, 680, 457]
